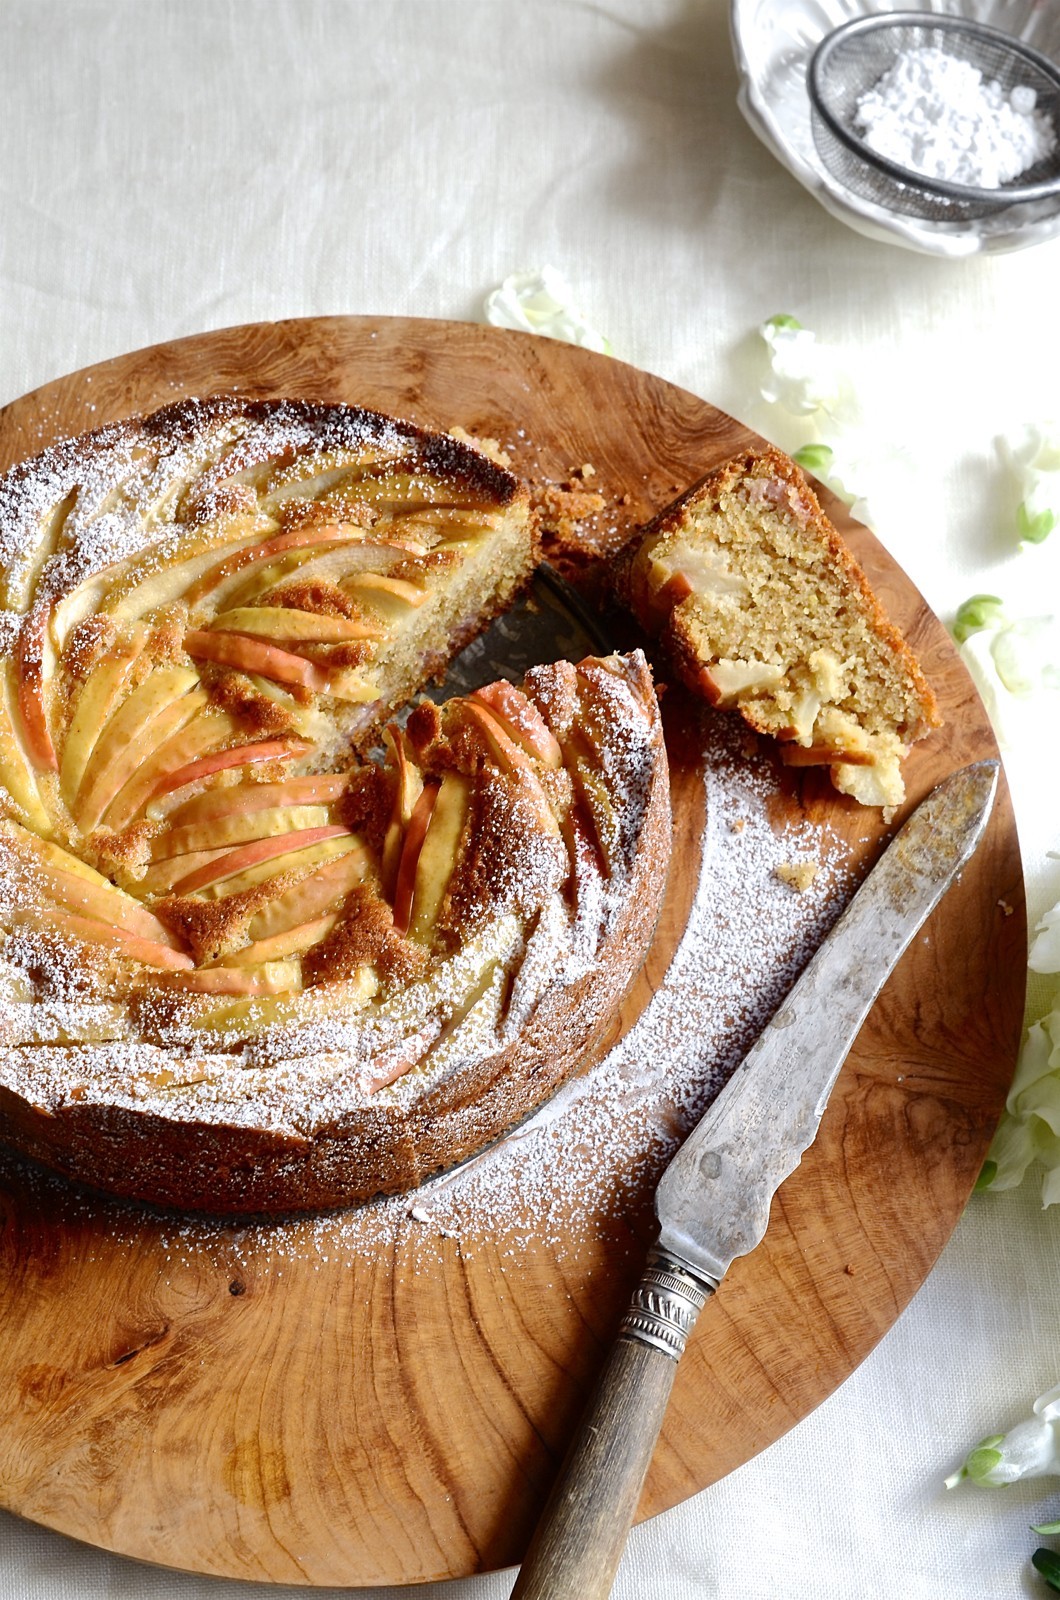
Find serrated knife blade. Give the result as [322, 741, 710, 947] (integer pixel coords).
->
[511, 759, 1000, 1600]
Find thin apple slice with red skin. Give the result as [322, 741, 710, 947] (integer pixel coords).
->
[77, 678, 206, 832]
[74, 665, 199, 808]
[152, 959, 301, 996]
[182, 526, 360, 608]
[138, 845, 234, 898]
[14, 605, 58, 772]
[166, 771, 350, 829]
[208, 607, 384, 644]
[99, 519, 272, 625]
[16, 908, 195, 971]
[218, 915, 338, 967]
[93, 690, 209, 829]
[183, 630, 330, 694]
[6, 823, 112, 888]
[460, 702, 558, 836]
[0, 672, 52, 835]
[151, 803, 333, 861]
[60, 631, 148, 806]
[171, 824, 353, 896]
[105, 710, 238, 829]
[190, 964, 377, 1036]
[391, 781, 438, 936]
[1, 827, 185, 948]
[147, 735, 308, 806]
[381, 727, 424, 895]
[407, 772, 471, 944]
[246, 841, 372, 941]
[471, 682, 562, 768]
[206, 836, 358, 900]
[249, 542, 424, 604]
[34, 862, 186, 948]
[344, 573, 429, 610]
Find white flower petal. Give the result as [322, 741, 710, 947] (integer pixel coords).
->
[484, 268, 611, 354]
[1030, 904, 1060, 975]
[998, 423, 1060, 543]
[759, 318, 852, 420]
[990, 615, 1060, 696]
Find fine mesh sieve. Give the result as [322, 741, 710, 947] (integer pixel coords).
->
[808, 11, 1060, 222]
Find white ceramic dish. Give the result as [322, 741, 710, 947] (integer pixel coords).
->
[730, 0, 1060, 255]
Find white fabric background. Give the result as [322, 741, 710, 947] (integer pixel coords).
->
[1, 2, 1059, 1595]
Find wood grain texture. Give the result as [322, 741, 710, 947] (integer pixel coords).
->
[0, 317, 1027, 1586]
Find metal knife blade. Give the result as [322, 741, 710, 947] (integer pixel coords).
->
[654, 757, 999, 1289]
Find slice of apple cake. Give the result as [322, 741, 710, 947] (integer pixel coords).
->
[0, 399, 670, 1213]
[615, 446, 940, 810]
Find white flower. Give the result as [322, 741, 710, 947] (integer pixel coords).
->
[759, 315, 852, 420]
[946, 1384, 1060, 1488]
[955, 610, 1060, 750]
[981, 993, 1060, 1202]
[805, 437, 917, 534]
[1030, 896, 1060, 976]
[484, 268, 611, 354]
[998, 423, 1060, 545]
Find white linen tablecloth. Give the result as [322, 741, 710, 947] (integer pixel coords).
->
[1, 3, 1058, 1596]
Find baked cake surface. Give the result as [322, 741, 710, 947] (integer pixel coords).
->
[0, 398, 670, 1213]
[615, 447, 940, 810]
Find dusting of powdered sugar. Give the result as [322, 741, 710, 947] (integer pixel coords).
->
[1, 714, 859, 1273]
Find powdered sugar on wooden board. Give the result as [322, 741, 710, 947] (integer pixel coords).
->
[0, 713, 856, 1271]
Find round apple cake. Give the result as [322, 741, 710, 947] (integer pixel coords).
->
[0, 398, 670, 1213]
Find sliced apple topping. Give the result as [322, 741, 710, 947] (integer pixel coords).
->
[146, 735, 309, 805]
[181, 525, 358, 609]
[183, 629, 330, 693]
[188, 966, 379, 1036]
[73, 669, 206, 832]
[380, 727, 424, 895]
[215, 915, 338, 967]
[471, 681, 563, 768]
[208, 607, 383, 644]
[152, 803, 334, 861]
[342, 573, 430, 614]
[14, 604, 58, 772]
[59, 628, 148, 805]
[245, 841, 372, 942]
[391, 780, 438, 937]
[0, 669, 52, 834]
[165, 772, 350, 830]
[151, 959, 301, 995]
[12, 908, 196, 972]
[170, 824, 354, 897]
[245, 541, 426, 602]
[404, 772, 470, 944]
[1, 826, 186, 949]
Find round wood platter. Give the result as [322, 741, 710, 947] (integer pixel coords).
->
[0, 318, 1026, 1586]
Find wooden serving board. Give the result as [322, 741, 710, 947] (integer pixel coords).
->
[0, 318, 1026, 1586]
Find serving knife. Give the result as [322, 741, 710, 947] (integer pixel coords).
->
[510, 758, 999, 1600]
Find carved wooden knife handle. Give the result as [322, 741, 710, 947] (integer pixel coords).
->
[510, 1249, 715, 1600]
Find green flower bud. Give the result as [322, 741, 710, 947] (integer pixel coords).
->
[953, 595, 1006, 644]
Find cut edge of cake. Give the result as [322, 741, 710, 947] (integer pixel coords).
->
[614, 445, 941, 812]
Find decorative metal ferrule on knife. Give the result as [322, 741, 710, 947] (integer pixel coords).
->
[618, 1246, 717, 1361]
